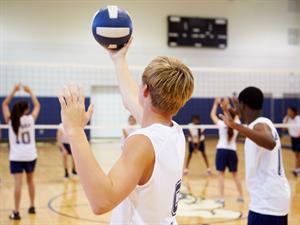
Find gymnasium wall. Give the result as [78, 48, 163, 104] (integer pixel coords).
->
[0, 0, 299, 69]
[0, 0, 299, 138]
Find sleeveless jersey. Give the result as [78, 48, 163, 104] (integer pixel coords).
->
[216, 119, 239, 151]
[245, 117, 290, 216]
[110, 121, 185, 225]
[9, 115, 37, 161]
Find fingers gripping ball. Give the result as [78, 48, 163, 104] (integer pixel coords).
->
[92, 5, 133, 50]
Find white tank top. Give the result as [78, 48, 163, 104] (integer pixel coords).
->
[9, 115, 37, 161]
[245, 117, 290, 216]
[187, 123, 205, 142]
[110, 121, 185, 225]
[216, 119, 239, 151]
[58, 123, 69, 144]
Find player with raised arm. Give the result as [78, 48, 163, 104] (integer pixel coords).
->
[2, 84, 40, 220]
[210, 97, 243, 205]
[219, 86, 290, 225]
[58, 39, 194, 225]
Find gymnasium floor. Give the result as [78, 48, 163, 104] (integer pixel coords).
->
[0, 138, 299, 225]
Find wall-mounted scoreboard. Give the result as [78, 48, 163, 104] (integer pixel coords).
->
[168, 16, 228, 49]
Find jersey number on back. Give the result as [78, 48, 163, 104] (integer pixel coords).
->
[16, 131, 31, 144]
[171, 179, 182, 217]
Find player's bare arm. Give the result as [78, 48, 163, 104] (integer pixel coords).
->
[2, 84, 21, 123]
[107, 38, 143, 124]
[59, 85, 154, 214]
[219, 99, 276, 150]
[23, 85, 40, 121]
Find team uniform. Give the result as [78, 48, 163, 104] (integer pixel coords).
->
[245, 117, 290, 225]
[215, 119, 239, 172]
[285, 115, 300, 152]
[111, 121, 185, 225]
[58, 123, 72, 155]
[187, 123, 205, 153]
[9, 115, 37, 174]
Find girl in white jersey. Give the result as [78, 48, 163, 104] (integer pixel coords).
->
[220, 87, 290, 225]
[210, 98, 243, 205]
[58, 38, 194, 225]
[2, 84, 40, 220]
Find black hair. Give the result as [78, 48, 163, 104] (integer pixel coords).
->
[288, 106, 297, 114]
[11, 101, 29, 135]
[191, 115, 200, 121]
[238, 86, 264, 110]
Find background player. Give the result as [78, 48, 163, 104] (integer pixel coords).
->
[220, 86, 290, 225]
[283, 106, 300, 177]
[56, 123, 77, 179]
[122, 115, 139, 139]
[2, 84, 40, 220]
[184, 115, 211, 175]
[58, 39, 194, 224]
[210, 97, 243, 205]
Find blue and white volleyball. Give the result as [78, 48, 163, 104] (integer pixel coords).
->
[92, 5, 133, 50]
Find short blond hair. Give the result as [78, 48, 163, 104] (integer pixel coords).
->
[142, 56, 194, 115]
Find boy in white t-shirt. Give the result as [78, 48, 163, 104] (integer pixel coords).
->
[220, 86, 290, 225]
[58, 38, 194, 225]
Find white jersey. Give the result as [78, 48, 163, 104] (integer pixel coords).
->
[58, 123, 69, 144]
[9, 115, 37, 161]
[285, 115, 300, 138]
[111, 121, 185, 225]
[245, 117, 290, 216]
[187, 123, 205, 142]
[216, 119, 239, 151]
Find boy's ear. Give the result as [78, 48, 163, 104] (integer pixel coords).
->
[143, 84, 150, 97]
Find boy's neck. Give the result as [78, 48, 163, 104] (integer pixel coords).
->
[245, 110, 261, 124]
[141, 107, 173, 128]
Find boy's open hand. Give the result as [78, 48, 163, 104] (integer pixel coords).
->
[59, 85, 94, 134]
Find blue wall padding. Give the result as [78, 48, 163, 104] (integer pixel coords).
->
[0, 97, 90, 140]
[0, 96, 299, 140]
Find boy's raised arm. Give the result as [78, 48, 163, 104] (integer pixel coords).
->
[107, 39, 143, 124]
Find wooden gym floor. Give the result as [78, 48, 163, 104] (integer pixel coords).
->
[0, 138, 299, 225]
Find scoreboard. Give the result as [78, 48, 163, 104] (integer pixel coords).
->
[167, 16, 228, 49]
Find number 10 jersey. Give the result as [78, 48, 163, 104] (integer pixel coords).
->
[9, 115, 37, 161]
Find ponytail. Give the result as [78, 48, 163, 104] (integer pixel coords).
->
[227, 109, 236, 142]
[11, 101, 29, 135]
[227, 127, 234, 142]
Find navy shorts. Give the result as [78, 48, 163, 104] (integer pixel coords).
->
[216, 148, 238, 172]
[10, 159, 37, 174]
[189, 141, 205, 153]
[248, 210, 287, 225]
[291, 137, 300, 152]
[62, 143, 72, 155]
